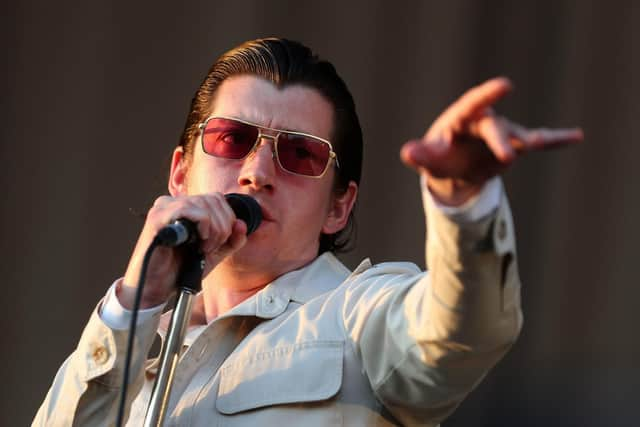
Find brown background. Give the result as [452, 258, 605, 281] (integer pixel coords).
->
[2, 0, 637, 425]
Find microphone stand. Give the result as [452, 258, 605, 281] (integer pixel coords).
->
[144, 242, 204, 427]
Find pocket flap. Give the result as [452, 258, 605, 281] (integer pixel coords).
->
[216, 340, 343, 414]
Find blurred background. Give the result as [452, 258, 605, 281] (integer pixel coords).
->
[2, 0, 636, 425]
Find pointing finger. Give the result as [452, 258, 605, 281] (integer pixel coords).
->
[434, 77, 514, 133]
[510, 124, 584, 151]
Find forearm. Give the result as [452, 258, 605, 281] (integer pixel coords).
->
[344, 177, 522, 425]
[421, 176, 522, 360]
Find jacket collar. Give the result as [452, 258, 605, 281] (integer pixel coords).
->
[160, 252, 360, 336]
[246, 251, 352, 319]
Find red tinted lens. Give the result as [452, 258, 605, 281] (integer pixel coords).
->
[202, 118, 258, 159]
[277, 133, 330, 176]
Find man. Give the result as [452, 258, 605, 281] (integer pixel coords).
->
[33, 38, 582, 426]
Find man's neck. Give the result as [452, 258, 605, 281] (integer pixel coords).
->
[193, 252, 319, 324]
[194, 264, 271, 323]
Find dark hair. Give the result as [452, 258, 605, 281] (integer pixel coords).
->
[178, 38, 363, 253]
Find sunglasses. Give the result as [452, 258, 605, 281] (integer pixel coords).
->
[198, 116, 339, 178]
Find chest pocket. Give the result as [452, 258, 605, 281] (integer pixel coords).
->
[216, 340, 343, 414]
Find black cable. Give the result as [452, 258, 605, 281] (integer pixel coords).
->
[115, 236, 161, 427]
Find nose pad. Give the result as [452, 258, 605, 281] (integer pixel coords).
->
[238, 134, 277, 190]
[250, 134, 279, 168]
[250, 134, 278, 161]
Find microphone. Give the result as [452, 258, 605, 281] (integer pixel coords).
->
[154, 193, 262, 247]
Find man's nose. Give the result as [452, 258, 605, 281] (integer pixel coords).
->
[237, 135, 277, 192]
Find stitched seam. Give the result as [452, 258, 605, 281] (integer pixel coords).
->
[220, 341, 342, 372]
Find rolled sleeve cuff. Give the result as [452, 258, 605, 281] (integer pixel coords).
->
[99, 278, 166, 330]
[421, 175, 502, 223]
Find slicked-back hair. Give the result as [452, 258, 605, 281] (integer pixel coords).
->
[178, 38, 363, 254]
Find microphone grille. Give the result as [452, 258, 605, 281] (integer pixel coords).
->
[225, 193, 262, 235]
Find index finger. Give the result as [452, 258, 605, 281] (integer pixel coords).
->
[433, 77, 513, 133]
[511, 126, 584, 151]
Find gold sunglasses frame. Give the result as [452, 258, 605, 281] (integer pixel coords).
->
[198, 116, 339, 178]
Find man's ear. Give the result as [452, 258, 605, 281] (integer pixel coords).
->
[168, 146, 189, 196]
[322, 181, 358, 235]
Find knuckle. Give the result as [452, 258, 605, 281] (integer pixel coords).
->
[201, 192, 224, 210]
[186, 194, 207, 208]
[213, 192, 229, 208]
[152, 195, 172, 207]
[207, 192, 224, 202]
[147, 204, 168, 224]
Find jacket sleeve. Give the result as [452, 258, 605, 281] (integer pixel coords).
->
[341, 178, 523, 426]
[32, 300, 161, 427]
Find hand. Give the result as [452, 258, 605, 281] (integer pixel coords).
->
[119, 193, 248, 309]
[400, 77, 584, 206]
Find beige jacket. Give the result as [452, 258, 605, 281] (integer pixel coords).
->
[34, 184, 522, 426]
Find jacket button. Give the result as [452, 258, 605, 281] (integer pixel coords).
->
[92, 346, 109, 365]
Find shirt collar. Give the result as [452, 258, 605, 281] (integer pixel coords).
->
[248, 251, 352, 318]
[159, 252, 355, 334]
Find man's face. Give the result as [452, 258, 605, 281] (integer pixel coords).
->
[169, 75, 355, 278]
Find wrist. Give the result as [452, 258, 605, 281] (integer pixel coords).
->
[116, 279, 170, 310]
[425, 174, 484, 207]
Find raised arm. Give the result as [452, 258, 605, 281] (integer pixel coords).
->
[343, 78, 583, 425]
